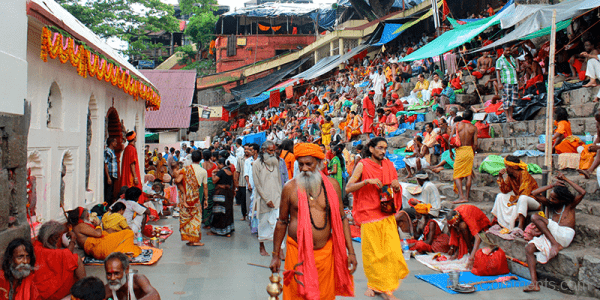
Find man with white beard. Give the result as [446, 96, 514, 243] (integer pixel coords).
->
[252, 140, 283, 256]
[103, 252, 159, 300]
[0, 238, 40, 299]
[269, 143, 356, 299]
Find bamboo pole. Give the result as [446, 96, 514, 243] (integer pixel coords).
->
[544, 10, 557, 172]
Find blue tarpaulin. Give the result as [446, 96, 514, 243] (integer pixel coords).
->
[221, 3, 338, 30]
[372, 23, 404, 46]
[338, 0, 426, 10]
[241, 131, 267, 146]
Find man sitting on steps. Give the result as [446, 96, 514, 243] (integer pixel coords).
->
[491, 156, 540, 230]
[524, 172, 585, 292]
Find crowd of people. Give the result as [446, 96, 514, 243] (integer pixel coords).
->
[3, 4, 600, 299]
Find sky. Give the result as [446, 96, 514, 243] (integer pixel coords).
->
[218, 0, 336, 10]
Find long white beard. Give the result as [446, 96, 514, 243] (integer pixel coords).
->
[297, 169, 323, 197]
[262, 155, 279, 167]
[10, 263, 33, 279]
[108, 275, 127, 291]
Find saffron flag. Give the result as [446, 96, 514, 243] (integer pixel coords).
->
[285, 86, 294, 99]
[221, 108, 229, 122]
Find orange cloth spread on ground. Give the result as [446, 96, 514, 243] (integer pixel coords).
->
[453, 146, 474, 193]
[0, 270, 40, 300]
[525, 73, 544, 90]
[284, 172, 353, 300]
[33, 241, 78, 300]
[449, 205, 491, 259]
[352, 158, 402, 225]
[280, 150, 296, 180]
[554, 120, 583, 154]
[121, 143, 144, 202]
[83, 229, 141, 260]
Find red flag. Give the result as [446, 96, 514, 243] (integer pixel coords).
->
[221, 107, 229, 122]
[269, 90, 281, 108]
[442, 0, 450, 21]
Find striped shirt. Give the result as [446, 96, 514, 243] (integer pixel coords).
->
[104, 148, 118, 178]
[495, 55, 518, 85]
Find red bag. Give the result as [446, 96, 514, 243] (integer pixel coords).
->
[471, 247, 510, 276]
[475, 121, 491, 139]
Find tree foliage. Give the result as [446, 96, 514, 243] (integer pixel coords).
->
[56, 0, 179, 59]
[180, 0, 218, 51]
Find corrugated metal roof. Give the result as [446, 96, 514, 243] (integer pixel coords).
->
[141, 70, 197, 129]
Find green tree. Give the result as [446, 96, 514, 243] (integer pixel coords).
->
[56, 0, 179, 59]
[185, 12, 218, 51]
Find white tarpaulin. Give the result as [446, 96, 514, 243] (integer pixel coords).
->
[476, 0, 600, 52]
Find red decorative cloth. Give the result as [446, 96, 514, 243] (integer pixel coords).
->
[221, 108, 229, 122]
[286, 172, 354, 299]
[270, 90, 281, 108]
[33, 241, 78, 300]
[352, 158, 402, 225]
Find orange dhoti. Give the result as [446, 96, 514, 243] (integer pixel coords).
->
[83, 229, 142, 260]
[579, 144, 597, 170]
[284, 236, 336, 300]
[555, 135, 583, 154]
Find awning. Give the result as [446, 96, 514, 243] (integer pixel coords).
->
[454, 0, 514, 24]
[231, 56, 310, 101]
[338, 0, 426, 10]
[521, 19, 571, 41]
[293, 55, 340, 79]
[297, 45, 369, 80]
[392, 0, 442, 34]
[400, 3, 515, 62]
[372, 23, 404, 46]
[477, 0, 600, 52]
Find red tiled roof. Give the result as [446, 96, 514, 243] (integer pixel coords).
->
[141, 70, 197, 129]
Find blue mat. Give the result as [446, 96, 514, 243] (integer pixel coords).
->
[415, 272, 530, 294]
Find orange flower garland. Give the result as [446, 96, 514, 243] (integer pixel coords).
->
[40, 26, 161, 110]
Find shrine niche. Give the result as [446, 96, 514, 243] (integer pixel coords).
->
[106, 106, 125, 199]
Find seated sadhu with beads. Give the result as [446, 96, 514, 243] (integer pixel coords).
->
[270, 143, 356, 300]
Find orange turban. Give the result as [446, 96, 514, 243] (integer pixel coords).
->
[414, 203, 432, 215]
[504, 158, 528, 170]
[126, 131, 136, 142]
[392, 93, 399, 99]
[294, 143, 325, 160]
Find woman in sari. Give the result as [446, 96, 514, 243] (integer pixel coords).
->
[202, 150, 217, 228]
[208, 158, 236, 236]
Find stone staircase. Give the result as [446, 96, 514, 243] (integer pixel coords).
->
[373, 85, 600, 297]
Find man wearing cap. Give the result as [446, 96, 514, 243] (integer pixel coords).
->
[270, 143, 356, 300]
[386, 93, 404, 114]
[446, 204, 491, 268]
[491, 156, 540, 230]
[362, 91, 376, 134]
[406, 200, 449, 254]
[346, 137, 408, 300]
[121, 131, 143, 198]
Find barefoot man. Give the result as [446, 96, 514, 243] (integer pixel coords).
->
[452, 110, 477, 204]
[346, 137, 408, 300]
[253, 141, 283, 256]
[270, 143, 356, 299]
[524, 172, 585, 292]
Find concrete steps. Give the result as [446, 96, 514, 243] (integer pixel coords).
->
[478, 136, 540, 153]
[489, 117, 596, 138]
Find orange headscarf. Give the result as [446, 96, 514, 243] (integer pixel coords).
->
[414, 203, 432, 215]
[294, 143, 325, 160]
[504, 158, 528, 170]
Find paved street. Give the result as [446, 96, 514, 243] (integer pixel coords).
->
[86, 209, 585, 300]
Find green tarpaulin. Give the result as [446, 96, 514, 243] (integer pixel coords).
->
[520, 19, 571, 40]
[399, 4, 515, 62]
[479, 155, 543, 176]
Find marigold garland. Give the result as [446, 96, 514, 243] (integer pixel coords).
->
[40, 26, 161, 110]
